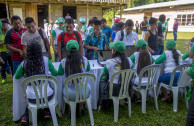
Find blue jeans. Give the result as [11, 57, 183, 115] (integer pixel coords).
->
[158, 72, 180, 86]
[173, 29, 177, 41]
[54, 45, 59, 62]
[158, 45, 164, 55]
[13, 60, 22, 75]
[151, 49, 159, 55]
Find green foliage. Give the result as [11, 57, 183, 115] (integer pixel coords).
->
[103, 9, 114, 27]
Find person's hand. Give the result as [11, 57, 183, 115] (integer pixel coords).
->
[54, 49, 58, 55]
[49, 52, 52, 60]
[93, 47, 100, 52]
[19, 50, 24, 58]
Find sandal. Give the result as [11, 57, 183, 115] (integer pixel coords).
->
[44, 111, 51, 119]
[21, 115, 28, 124]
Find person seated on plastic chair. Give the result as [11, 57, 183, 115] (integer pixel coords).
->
[129, 40, 155, 103]
[58, 40, 90, 117]
[155, 40, 181, 102]
[15, 42, 58, 124]
[99, 41, 133, 107]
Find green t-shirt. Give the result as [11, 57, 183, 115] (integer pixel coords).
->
[190, 44, 194, 53]
[187, 58, 194, 78]
[0, 34, 9, 53]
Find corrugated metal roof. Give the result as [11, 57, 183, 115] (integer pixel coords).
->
[123, 0, 194, 12]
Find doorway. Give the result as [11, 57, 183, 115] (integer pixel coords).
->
[63, 6, 76, 19]
[38, 5, 48, 28]
[0, 3, 7, 19]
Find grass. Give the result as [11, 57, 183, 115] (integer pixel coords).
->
[0, 31, 193, 126]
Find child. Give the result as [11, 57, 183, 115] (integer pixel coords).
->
[155, 40, 181, 102]
[111, 22, 125, 42]
[99, 41, 133, 106]
[144, 17, 160, 55]
[87, 19, 94, 35]
[182, 37, 194, 64]
[58, 40, 90, 116]
[79, 17, 87, 43]
[15, 42, 58, 123]
[129, 40, 154, 102]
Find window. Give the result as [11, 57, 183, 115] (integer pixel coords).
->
[177, 14, 194, 26]
[63, 6, 76, 19]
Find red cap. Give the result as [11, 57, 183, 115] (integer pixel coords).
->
[115, 18, 121, 22]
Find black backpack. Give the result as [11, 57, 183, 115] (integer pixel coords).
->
[120, 30, 124, 41]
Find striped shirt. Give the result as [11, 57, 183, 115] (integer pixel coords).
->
[4, 28, 26, 61]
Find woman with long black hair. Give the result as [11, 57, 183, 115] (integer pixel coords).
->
[155, 40, 181, 102]
[99, 41, 133, 106]
[15, 42, 58, 123]
[129, 39, 154, 102]
[58, 40, 90, 116]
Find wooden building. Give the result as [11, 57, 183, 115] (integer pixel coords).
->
[0, 0, 128, 28]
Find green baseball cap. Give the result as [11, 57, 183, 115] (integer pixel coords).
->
[136, 39, 147, 48]
[165, 40, 176, 49]
[109, 41, 126, 53]
[66, 40, 79, 51]
[79, 17, 87, 23]
[44, 19, 47, 22]
[58, 17, 65, 23]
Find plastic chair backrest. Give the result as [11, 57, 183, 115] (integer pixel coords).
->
[22, 75, 58, 108]
[63, 73, 96, 103]
[170, 64, 191, 87]
[138, 64, 162, 90]
[109, 69, 136, 99]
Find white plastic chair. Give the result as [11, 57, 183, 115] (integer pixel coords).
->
[157, 63, 191, 112]
[102, 69, 136, 122]
[133, 64, 162, 113]
[62, 73, 96, 126]
[22, 75, 62, 126]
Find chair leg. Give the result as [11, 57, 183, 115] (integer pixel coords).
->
[140, 89, 147, 113]
[86, 98, 94, 126]
[128, 97, 131, 117]
[172, 88, 179, 112]
[56, 104, 62, 118]
[184, 88, 189, 109]
[112, 97, 119, 122]
[153, 89, 158, 110]
[70, 102, 76, 126]
[29, 107, 37, 126]
[98, 106, 101, 112]
[49, 105, 59, 126]
[62, 100, 66, 114]
[28, 109, 32, 123]
[157, 85, 162, 98]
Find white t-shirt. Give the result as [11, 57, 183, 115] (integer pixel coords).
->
[114, 29, 139, 46]
[106, 57, 133, 84]
[132, 52, 153, 86]
[44, 23, 49, 37]
[21, 28, 47, 52]
[23, 56, 53, 99]
[52, 27, 63, 45]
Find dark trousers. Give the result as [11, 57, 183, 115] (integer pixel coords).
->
[136, 28, 138, 33]
[173, 29, 177, 41]
[158, 45, 164, 55]
[0, 52, 13, 79]
[186, 88, 194, 126]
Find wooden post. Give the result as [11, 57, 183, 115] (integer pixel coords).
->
[49, 3, 51, 22]
[5, 0, 9, 19]
[120, 6, 122, 20]
[113, 8, 115, 25]
[87, 4, 89, 24]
